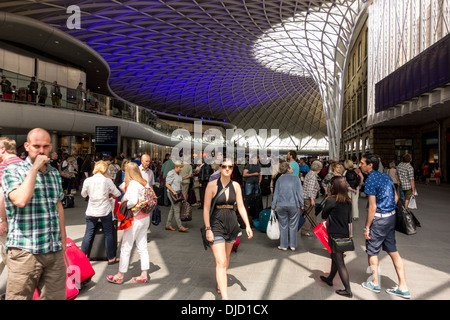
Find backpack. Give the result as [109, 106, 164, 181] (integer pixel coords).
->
[345, 169, 360, 189]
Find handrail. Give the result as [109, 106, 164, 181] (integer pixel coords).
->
[0, 69, 184, 136]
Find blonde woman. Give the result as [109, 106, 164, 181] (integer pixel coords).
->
[81, 160, 121, 264]
[107, 162, 152, 284]
[165, 161, 189, 232]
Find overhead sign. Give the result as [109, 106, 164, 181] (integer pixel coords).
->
[95, 126, 118, 145]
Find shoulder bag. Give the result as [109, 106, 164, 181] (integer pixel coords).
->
[331, 237, 354, 253]
[170, 190, 185, 204]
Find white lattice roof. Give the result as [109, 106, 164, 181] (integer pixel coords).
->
[1, 0, 367, 153]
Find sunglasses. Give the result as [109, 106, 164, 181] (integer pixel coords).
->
[220, 165, 233, 169]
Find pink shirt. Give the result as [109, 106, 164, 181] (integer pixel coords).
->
[0, 156, 23, 187]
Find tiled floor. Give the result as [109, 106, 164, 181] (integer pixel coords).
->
[1, 181, 449, 301]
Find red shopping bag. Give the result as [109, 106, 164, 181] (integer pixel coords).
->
[313, 221, 331, 253]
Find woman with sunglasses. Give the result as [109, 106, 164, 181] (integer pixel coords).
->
[203, 159, 253, 300]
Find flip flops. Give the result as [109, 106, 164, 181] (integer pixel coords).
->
[106, 275, 124, 284]
[131, 276, 149, 283]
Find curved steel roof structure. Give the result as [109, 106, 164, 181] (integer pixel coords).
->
[1, 0, 369, 156]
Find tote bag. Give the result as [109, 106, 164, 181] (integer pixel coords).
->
[266, 210, 280, 240]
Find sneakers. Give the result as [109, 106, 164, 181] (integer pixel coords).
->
[361, 281, 381, 293]
[386, 286, 411, 299]
[362, 282, 411, 299]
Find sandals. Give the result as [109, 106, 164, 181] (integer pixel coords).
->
[132, 276, 149, 283]
[106, 274, 124, 285]
[108, 258, 120, 265]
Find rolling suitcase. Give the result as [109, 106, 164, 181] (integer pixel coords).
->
[87, 220, 118, 261]
[244, 193, 263, 221]
[155, 186, 165, 206]
[32, 240, 84, 300]
[254, 208, 271, 232]
[300, 199, 332, 253]
[180, 200, 192, 221]
[62, 195, 74, 208]
[298, 198, 326, 231]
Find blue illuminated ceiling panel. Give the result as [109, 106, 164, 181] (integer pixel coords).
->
[2, 0, 366, 146]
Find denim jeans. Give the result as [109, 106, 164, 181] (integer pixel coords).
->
[276, 206, 301, 249]
[245, 183, 259, 196]
[81, 211, 115, 260]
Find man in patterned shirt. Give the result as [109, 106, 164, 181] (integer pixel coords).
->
[0, 137, 23, 278]
[396, 153, 415, 209]
[359, 153, 410, 299]
[1, 128, 67, 300]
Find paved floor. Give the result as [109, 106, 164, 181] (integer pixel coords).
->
[1, 181, 449, 302]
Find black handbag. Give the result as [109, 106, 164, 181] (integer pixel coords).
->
[395, 198, 420, 235]
[331, 237, 355, 253]
[170, 190, 185, 203]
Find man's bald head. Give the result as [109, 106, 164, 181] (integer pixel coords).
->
[25, 128, 52, 163]
[27, 128, 51, 143]
[141, 154, 151, 169]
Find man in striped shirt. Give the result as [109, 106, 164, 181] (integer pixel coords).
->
[1, 128, 67, 300]
[0, 136, 23, 278]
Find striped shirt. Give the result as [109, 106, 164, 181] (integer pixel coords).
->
[0, 156, 23, 187]
[1, 157, 65, 254]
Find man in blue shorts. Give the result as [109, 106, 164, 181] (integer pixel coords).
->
[359, 154, 410, 299]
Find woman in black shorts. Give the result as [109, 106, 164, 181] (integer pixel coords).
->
[203, 158, 253, 299]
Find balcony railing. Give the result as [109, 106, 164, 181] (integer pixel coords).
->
[0, 69, 180, 136]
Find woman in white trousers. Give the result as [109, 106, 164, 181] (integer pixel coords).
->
[107, 162, 152, 284]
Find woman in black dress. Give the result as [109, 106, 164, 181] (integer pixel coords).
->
[320, 175, 353, 298]
[203, 158, 253, 300]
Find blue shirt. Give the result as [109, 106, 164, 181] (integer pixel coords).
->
[300, 163, 310, 174]
[290, 161, 300, 177]
[364, 170, 396, 213]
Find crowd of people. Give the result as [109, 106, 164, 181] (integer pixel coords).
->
[0, 128, 425, 300]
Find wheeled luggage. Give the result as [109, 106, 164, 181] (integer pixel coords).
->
[301, 198, 331, 252]
[152, 205, 161, 225]
[33, 238, 94, 300]
[155, 186, 165, 206]
[86, 220, 118, 260]
[180, 200, 192, 221]
[254, 208, 271, 232]
[65, 238, 95, 285]
[244, 193, 263, 221]
[62, 195, 74, 208]
[298, 198, 326, 231]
